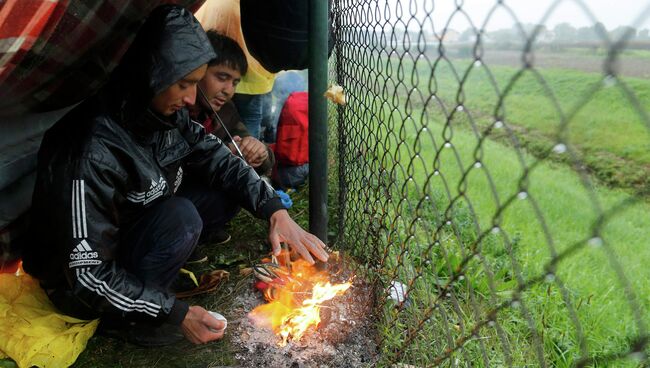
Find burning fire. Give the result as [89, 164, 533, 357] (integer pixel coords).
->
[248, 252, 352, 346]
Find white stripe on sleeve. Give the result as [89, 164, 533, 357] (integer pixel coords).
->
[80, 179, 87, 237]
[78, 272, 162, 317]
[72, 180, 78, 238]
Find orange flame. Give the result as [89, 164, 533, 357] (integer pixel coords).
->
[248, 254, 351, 346]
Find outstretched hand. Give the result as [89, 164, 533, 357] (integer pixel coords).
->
[268, 210, 329, 264]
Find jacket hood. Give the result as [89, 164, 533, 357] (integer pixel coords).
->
[105, 4, 216, 130]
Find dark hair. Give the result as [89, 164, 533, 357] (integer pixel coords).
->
[205, 30, 248, 75]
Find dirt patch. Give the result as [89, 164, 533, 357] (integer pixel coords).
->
[228, 260, 379, 368]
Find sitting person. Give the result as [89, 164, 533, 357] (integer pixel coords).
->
[182, 31, 275, 260]
[189, 30, 274, 178]
[22, 4, 328, 348]
[262, 69, 308, 143]
[272, 91, 310, 190]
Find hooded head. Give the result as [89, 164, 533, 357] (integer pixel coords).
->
[106, 4, 216, 130]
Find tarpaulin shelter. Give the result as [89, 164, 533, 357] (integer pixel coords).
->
[0, 0, 205, 260]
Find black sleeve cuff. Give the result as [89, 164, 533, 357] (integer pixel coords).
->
[261, 197, 284, 220]
[167, 298, 189, 325]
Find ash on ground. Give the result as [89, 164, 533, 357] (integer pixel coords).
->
[229, 261, 378, 368]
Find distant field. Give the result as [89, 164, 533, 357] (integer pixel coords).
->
[389, 53, 650, 194]
[426, 47, 650, 78]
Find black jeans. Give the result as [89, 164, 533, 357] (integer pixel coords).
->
[175, 178, 240, 238]
[120, 179, 240, 289]
[46, 182, 239, 319]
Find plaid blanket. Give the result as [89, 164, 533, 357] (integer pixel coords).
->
[0, 0, 205, 116]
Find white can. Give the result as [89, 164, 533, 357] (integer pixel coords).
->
[208, 311, 228, 332]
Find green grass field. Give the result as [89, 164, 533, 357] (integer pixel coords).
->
[430, 60, 649, 159]
[338, 51, 650, 366]
[410, 57, 650, 193]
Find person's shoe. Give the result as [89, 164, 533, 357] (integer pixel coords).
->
[186, 245, 208, 264]
[201, 228, 231, 246]
[97, 319, 185, 347]
[186, 229, 231, 264]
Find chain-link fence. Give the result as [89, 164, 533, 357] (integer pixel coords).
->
[330, 0, 650, 366]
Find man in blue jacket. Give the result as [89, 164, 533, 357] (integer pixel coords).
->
[22, 4, 328, 347]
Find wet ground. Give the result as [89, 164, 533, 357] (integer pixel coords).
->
[70, 224, 379, 368]
[230, 257, 379, 368]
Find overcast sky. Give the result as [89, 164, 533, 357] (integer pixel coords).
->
[380, 0, 650, 31]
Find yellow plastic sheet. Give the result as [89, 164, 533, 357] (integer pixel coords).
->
[0, 270, 99, 368]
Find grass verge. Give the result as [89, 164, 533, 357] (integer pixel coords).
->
[337, 62, 650, 366]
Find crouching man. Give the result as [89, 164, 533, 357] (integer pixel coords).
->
[191, 30, 273, 177]
[22, 4, 328, 347]
[181, 31, 275, 259]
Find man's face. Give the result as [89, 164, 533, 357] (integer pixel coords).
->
[198, 63, 242, 112]
[150, 64, 208, 116]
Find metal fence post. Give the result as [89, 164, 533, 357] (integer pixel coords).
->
[308, 0, 329, 242]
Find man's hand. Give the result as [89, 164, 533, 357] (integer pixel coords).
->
[181, 305, 226, 344]
[227, 136, 268, 168]
[239, 136, 268, 168]
[268, 210, 329, 264]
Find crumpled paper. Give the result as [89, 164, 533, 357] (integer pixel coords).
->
[324, 84, 346, 105]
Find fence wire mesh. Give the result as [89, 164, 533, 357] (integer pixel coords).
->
[329, 0, 650, 366]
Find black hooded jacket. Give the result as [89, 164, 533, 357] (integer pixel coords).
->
[22, 5, 283, 325]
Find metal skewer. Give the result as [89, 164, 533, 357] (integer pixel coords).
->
[196, 84, 278, 199]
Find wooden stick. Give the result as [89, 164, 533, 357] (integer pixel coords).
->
[282, 242, 292, 275]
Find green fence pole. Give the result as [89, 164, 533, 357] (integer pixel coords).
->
[308, 0, 329, 243]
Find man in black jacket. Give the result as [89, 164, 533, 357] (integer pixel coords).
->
[22, 4, 328, 347]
